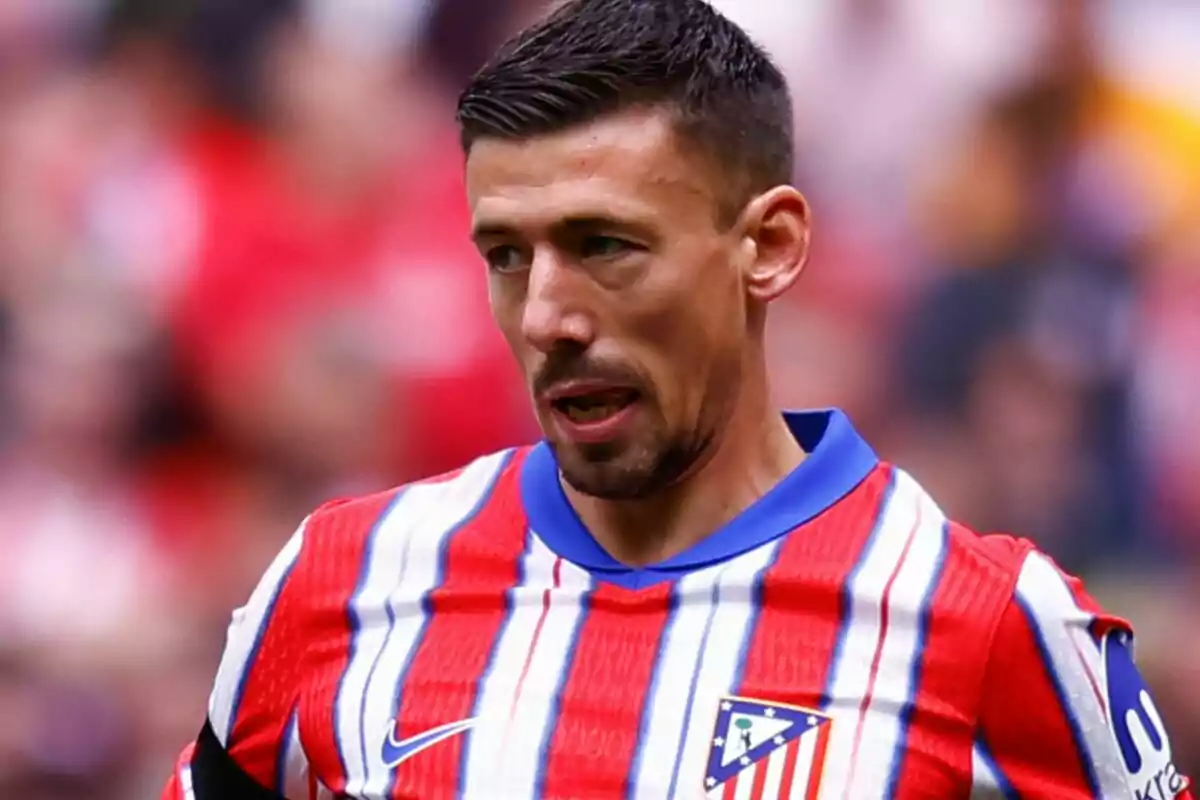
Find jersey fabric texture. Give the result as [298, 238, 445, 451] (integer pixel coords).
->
[161, 409, 1192, 800]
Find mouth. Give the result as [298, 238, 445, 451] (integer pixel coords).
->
[540, 381, 644, 444]
[549, 387, 641, 425]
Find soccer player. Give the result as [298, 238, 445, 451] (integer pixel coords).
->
[162, 0, 1191, 797]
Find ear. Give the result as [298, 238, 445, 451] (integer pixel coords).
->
[737, 186, 812, 303]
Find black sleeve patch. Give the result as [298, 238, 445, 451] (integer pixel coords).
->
[192, 719, 286, 799]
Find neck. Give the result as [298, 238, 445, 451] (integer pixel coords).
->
[563, 387, 805, 567]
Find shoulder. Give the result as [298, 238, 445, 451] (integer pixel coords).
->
[872, 464, 1030, 597]
[938, 517, 1120, 637]
[954, 526, 1185, 796]
[281, 447, 527, 648]
[219, 447, 527, 671]
[876, 465, 1112, 643]
[294, 447, 526, 576]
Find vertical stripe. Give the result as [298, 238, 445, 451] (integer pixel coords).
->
[749, 753, 770, 797]
[1016, 595, 1097, 793]
[759, 737, 789, 798]
[818, 471, 949, 799]
[844, 502, 923, 785]
[332, 451, 512, 798]
[625, 578, 685, 799]
[454, 525, 534, 792]
[819, 476, 913, 795]
[301, 489, 406, 791]
[735, 467, 893, 711]
[336, 490, 409, 787]
[1015, 552, 1131, 798]
[321, 489, 415, 792]
[648, 543, 783, 800]
[777, 737, 802, 799]
[502, 557, 593, 796]
[348, 490, 413, 784]
[537, 579, 675, 798]
[221, 517, 321, 786]
[819, 473, 898, 709]
[882, 514, 949, 796]
[976, 585, 1098, 798]
[887, 521, 1009, 798]
[804, 726, 830, 800]
[459, 536, 567, 797]
[788, 733, 818, 798]
[626, 566, 723, 800]
[208, 521, 306, 742]
[724, 467, 890, 799]
[698, 468, 890, 800]
[505, 556, 564, 723]
[733, 765, 755, 800]
[388, 452, 528, 799]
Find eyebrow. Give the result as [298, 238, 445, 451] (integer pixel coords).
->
[471, 214, 648, 242]
[469, 222, 514, 242]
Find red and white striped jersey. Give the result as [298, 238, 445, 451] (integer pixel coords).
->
[162, 410, 1192, 800]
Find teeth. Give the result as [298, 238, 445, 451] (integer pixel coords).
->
[565, 403, 620, 423]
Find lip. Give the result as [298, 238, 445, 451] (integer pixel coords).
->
[547, 399, 640, 444]
[541, 380, 636, 405]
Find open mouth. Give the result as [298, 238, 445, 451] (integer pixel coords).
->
[551, 388, 640, 425]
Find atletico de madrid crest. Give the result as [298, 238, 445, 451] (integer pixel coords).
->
[704, 696, 832, 799]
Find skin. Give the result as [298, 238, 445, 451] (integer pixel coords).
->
[465, 106, 812, 566]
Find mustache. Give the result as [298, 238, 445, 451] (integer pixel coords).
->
[532, 350, 646, 396]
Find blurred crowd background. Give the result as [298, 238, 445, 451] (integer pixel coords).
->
[0, 0, 1196, 796]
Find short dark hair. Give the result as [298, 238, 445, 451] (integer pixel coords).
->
[456, 0, 794, 223]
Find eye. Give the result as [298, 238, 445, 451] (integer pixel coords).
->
[579, 235, 635, 260]
[484, 245, 528, 273]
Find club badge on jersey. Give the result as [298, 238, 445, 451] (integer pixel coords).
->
[1102, 630, 1189, 800]
[704, 697, 832, 799]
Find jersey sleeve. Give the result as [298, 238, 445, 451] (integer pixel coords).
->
[161, 519, 313, 800]
[973, 549, 1193, 800]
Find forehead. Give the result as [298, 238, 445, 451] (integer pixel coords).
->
[465, 108, 719, 233]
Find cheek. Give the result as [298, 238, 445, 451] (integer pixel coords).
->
[633, 307, 725, 408]
[486, 276, 513, 321]
[666, 299, 746, 413]
[647, 279, 739, 355]
[488, 303, 532, 374]
[488, 285, 522, 339]
[632, 255, 729, 336]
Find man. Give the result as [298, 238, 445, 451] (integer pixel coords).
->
[162, 0, 1192, 797]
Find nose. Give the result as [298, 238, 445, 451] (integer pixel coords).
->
[520, 251, 595, 353]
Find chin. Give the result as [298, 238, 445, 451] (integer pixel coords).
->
[546, 439, 642, 498]
[559, 462, 660, 501]
[553, 439, 696, 501]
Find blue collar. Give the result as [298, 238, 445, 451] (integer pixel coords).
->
[520, 408, 878, 585]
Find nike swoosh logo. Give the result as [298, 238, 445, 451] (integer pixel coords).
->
[381, 718, 478, 768]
